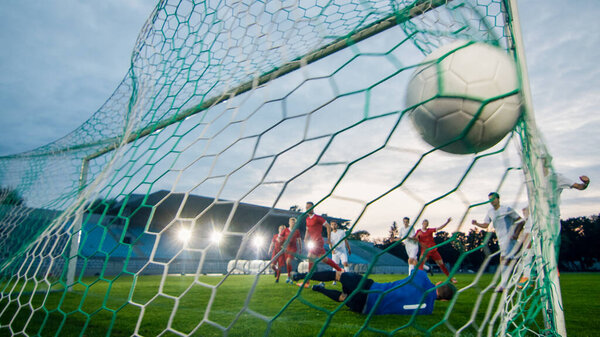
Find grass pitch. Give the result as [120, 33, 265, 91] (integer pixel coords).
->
[0, 273, 597, 336]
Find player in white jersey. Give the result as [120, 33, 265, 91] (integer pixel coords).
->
[554, 173, 589, 192]
[329, 221, 351, 284]
[472, 192, 525, 292]
[542, 156, 590, 199]
[395, 217, 419, 274]
[521, 158, 591, 285]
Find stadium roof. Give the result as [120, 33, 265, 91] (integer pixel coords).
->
[107, 190, 349, 234]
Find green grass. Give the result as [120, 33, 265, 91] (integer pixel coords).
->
[0, 273, 597, 336]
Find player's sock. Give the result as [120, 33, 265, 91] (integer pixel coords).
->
[323, 258, 343, 271]
[276, 266, 281, 280]
[287, 261, 293, 279]
[423, 264, 430, 271]
[408, 264, 414, 274]
[312, 286, 342, 302]
[308, 261, 314, 272]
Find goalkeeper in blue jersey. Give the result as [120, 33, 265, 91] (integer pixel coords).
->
[292, 269, 455, 315]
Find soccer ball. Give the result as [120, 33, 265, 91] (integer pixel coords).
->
[406, 40, 522, 154]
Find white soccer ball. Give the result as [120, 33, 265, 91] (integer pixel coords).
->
[406, 40, 522, 154]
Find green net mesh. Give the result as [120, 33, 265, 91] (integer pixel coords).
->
[0, 0, 566, 336]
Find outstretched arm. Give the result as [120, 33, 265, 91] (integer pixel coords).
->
[472, 219, 490, 229]
[437, 217, 452, 231]
[391, 234, 414, 243]
[344, 239, 351, 255]
[572, 175, 590, 190]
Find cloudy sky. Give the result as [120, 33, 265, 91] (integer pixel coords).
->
[0, 0, 598, 238]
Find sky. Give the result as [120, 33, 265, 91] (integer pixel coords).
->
[0, 0, 598, 238]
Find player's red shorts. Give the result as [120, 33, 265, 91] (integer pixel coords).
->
[308, 240, 326, 256]
[421, 248, 442, 261]
[284, 250, 296, 261]
[271, 251, 285, 266]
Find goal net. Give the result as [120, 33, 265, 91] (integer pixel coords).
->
[0, 0, 566, 336]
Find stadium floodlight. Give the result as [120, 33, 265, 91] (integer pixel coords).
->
[211, 231, 223, 244]
[252, 234, 264, 260]
[177, 228, 191, 244]
[252, 235, 264, 248]
[306, 240, 315, 251]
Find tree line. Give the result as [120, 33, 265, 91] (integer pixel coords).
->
[369, 215, 600, 272]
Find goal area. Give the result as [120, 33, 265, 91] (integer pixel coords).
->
[0, 0, 567, 336]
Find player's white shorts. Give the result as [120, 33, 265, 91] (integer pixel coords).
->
[499, 239, 519, 260]
[331, 250, 348, 266]
[405, 243, 419, 260]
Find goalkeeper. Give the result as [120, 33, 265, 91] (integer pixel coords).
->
[292, 270, 455, 315]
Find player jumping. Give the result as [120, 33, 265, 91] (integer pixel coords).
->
[415, 218, 456, 283]
[472, 192, 525, 292]
[391, 217, 421, 275]
[299, 201, 343, 288]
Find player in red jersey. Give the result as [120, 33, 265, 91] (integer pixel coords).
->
[298, 201, 342, 287]
[268, 225, 286, 283]
[280, 217, 303, 283]
[415, 218, 456, 283]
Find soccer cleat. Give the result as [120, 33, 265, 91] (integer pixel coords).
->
[297, 281, 310, 288]
[451, 277, 457, 284]
[312, 283, 325, 292]
[275, 278, 279, 283]
[285, 278, 291, 284]
[517, 277, 529, 289]
[332, 281, 337, 285]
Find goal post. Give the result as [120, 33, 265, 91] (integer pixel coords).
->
[505, 0, 566, 334]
